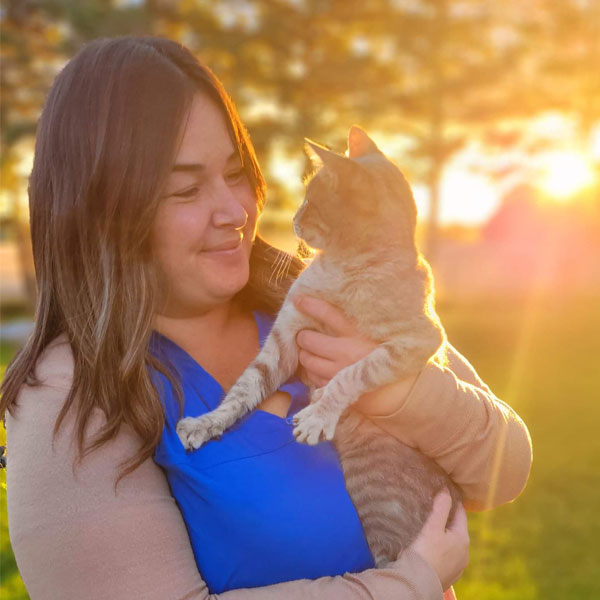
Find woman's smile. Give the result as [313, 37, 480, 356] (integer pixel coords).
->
[202, 235, 243, 256]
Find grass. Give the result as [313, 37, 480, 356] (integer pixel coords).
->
[1, 293, 599, 599]
[443, 293, 600, 600]
[1, 342, 29, 600]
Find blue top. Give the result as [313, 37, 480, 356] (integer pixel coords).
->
[150, 310, 374, 593]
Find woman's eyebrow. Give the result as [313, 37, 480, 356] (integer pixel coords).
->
[172, 163, 204, 173]
[172, 151, 239, 172]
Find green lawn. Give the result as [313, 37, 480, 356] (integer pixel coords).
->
[1, 294, 599, 599]
[1, 342, 28, 600]
[445, 294, 600, 600]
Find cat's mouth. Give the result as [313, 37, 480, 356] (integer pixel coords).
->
[294, 220, 330, 248]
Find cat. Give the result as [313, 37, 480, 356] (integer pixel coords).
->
[176, 125, 461, 565]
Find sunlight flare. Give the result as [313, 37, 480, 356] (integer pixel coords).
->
[440, 169, 500, 225]
[590, 125, 600, 162]
[538, 151, 595, 201]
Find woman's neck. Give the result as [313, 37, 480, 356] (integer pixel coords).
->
[153, 299, 259, 390]
[154, 299, 240, 347]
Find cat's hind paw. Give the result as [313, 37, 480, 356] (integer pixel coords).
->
[292, 403, 339, 445]
[176, 415, 222, 450]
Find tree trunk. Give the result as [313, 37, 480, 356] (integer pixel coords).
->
[424, 0, 448, 265]
[11, 192, 37, 313]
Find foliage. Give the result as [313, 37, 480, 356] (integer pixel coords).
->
[1, 0, 599, 253]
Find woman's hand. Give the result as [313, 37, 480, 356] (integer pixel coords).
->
[293, 295, 377, 388]
[408, 490, 470, 591]
[293, 295, 418, 415]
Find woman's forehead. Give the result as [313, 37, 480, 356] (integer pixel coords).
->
[174, 94, 237, 167]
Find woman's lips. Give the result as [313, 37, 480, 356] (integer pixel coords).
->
[202, 237, 243, 255]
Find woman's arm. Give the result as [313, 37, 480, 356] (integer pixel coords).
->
[293, 296, 533, 512]
[222, 551, 443, 600]
[361, 344, 532, 511]
[6, 336, 446, 600]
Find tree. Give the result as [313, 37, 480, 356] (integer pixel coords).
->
[1, 0, 598, 304]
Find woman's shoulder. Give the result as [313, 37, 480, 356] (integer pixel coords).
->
[7, 333, 75, 441]
[6, 333, 170, 513]
[6, 333, 180, 556]
[6, 333, 76, 450]
[6, 336, 208, 600]
[30, 332, 75, 388]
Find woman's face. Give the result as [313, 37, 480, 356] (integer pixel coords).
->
[152, 94, 258, 317]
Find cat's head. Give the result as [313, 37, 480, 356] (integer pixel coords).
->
[293, 126, 417, 253]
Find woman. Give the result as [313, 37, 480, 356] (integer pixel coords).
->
[1, 36, 532, 599]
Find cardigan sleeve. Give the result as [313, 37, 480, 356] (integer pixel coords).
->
[6, 335, 443, 600]
[366, 342, 533, 511]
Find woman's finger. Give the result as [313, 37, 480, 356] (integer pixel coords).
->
[293, 295, 357, 336]
[423, 490, 452, 534]
[297, 329, 376, 367]
[447, 501, 468, 536]
[298, 349, 338, 381]
[297, 329, 344, 359]
[307, 373, 329, 389]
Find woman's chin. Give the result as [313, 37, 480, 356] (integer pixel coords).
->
[211, 266, 250, 300]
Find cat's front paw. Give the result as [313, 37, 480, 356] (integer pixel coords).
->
[292, 402, 339, 445]
[176, 415, 222, 450]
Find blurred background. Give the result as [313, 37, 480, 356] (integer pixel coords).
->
[1, 1, 599, 598]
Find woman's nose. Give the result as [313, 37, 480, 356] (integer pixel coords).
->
[212, 180, 248, 230]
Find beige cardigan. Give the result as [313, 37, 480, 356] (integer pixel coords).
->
[6, 335, 532, 600]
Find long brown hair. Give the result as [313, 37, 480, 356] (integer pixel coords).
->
[0, 36, 303, 484]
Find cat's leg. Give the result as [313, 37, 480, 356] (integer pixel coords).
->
[177, 302, 304, 450]
[293, 322, 443, 445]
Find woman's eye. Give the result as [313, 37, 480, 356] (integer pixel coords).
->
[172, 186, 200, 200]
[225, 168, 246, 184]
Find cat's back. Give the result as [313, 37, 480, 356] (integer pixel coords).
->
[335, 410, 461, 562]
[292, 249, 432, 339]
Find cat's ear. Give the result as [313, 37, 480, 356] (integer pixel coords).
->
[304, 138, 351, 173]
[348, 125, 380, 158]
[304, 139, 325, 168]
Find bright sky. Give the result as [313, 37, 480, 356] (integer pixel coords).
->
[271, 112, 599, 227]
[2, 114, 598, 228]
[412, 159, 501, 226]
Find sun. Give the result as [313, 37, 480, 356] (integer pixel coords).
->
[538, 150, 595, 201]
[439, 170, 500, 225]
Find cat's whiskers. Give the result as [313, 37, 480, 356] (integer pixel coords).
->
[269, 251, 292, 286]
[276, 253, 293, 285]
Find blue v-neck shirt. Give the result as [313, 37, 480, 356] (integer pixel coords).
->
[150, 310, 374, 593]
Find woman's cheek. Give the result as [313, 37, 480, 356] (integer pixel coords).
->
[159, 202, 208, 248]
[152, 204, 207, 281]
